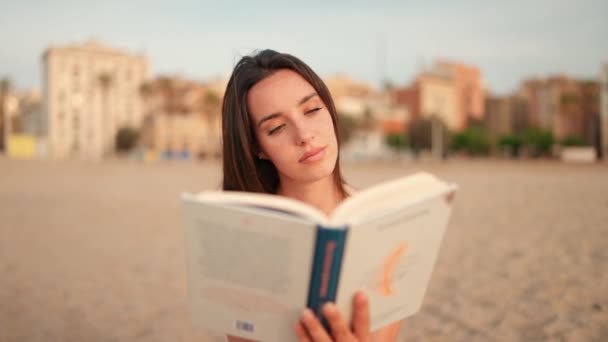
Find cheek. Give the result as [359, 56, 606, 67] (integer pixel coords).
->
[320, 113, 337, 143]
[258, 134, 292, 163]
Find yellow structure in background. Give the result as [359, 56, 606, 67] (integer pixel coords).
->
[144, 149, 159, 163]
[7, 134, 37, 159]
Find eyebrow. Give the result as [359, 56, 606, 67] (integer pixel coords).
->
[257, 92, 318, 128]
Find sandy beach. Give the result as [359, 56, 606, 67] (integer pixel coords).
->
[1, 157, 607, 341]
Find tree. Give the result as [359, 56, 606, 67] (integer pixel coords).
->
[520, 128, 554, 157]
[115, 126, 139, 152]
[408, 118, 431, 152]
[561, 135, 586, 147]
[451, 127, 491, 156]
[498, 134, 523, 157]
[385, 133, 408, 150]
[408, 117, 450, 155]
[337, 113, 357, 145]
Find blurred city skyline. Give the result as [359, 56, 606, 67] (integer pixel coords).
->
[1, 0, 606, 94]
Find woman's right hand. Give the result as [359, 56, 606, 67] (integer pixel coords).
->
[294, 291, 371, 342]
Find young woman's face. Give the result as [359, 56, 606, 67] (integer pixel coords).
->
[247, 69, 338, 185]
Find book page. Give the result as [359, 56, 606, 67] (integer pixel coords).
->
[182, 198, 317, 341]
[331, 172, 449, 225]
[193, 191, 330, 225]
[334, 187, 455, 330]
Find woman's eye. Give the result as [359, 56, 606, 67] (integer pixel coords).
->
[268, 124, 285, 135]
[305, 107, 322, 115]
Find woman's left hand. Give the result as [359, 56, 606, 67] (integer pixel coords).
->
[294, 291, 372, 342]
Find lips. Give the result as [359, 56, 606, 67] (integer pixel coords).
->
[299, 146, 327, 163]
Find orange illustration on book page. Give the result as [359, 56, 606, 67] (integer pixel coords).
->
[375, 242, 408, 297]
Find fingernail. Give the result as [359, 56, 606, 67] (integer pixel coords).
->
[322, 302, 337, 314]
[301, 308, 313, 320]
[356, 291, 368, 303]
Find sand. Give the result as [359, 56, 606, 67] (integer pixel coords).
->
[1, 157, 607, 341]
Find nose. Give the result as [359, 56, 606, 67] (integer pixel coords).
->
[293, 117, 314, 146]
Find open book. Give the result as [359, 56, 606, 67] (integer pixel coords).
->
[181, 172, 458, 342]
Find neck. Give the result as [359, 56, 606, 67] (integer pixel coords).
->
[277, 175, 344, 217]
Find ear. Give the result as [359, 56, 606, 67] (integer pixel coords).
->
[253, 140, 269, 160]
[257, 151, 269, 160]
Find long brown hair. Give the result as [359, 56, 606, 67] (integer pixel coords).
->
[221, 49, 347, 198]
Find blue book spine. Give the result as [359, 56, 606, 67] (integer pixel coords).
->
[306, 225, 348, 332]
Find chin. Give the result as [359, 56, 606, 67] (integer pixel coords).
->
[298, 152, 337, 182]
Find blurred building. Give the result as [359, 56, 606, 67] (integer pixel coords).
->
[520, 79, 551, 129]
[1, 89, 44, 159]
[520, 76, 601, 149]
[324, 73, 374, 99]
[323, 74, 410, 158]
[392, 71, 458, 130]
[375, 102, 410, 136]
[1, 90, 19, 153]
[324, 74, 375, 119]
[15, 89, 43, 136]
[42, 40, 149, 160]
[435, 61, 485, 124]
[601, 64, 608, 159]
[392, 61, 484, 132]
[138, 76, 222, 160]
[484, 94, 528, 137]
[420, 71, 459, 130]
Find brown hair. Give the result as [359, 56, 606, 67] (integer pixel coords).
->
[221, 49, 347, 198]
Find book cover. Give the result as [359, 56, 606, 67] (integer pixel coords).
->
[181, 172, 458, 341]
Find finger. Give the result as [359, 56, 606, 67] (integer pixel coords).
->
[322, 302, 351, 340]
[294, 321, 312, 342]
[300, 308, 332, 342]
[352, 291, 371, 340]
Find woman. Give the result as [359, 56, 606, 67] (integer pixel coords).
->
[222, 49, 402, 341]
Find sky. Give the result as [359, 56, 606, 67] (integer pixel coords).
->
[1, 0, 606, 95]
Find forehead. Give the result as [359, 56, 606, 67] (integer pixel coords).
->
[247, 69, 317, 118]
